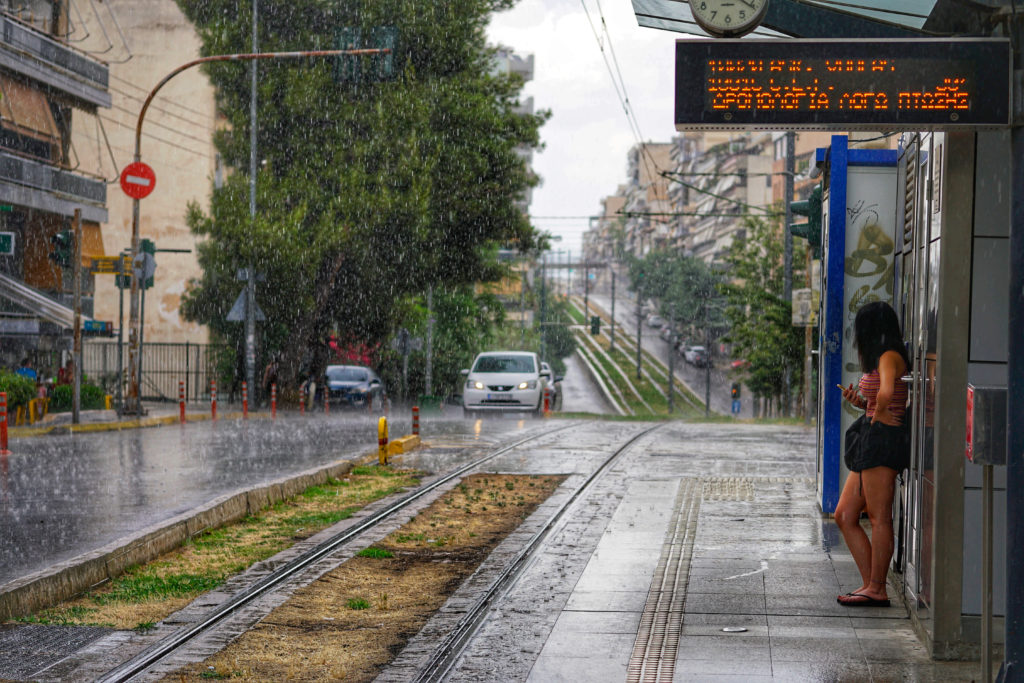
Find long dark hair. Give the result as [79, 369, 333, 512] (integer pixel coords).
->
[854, 301, 911, 373]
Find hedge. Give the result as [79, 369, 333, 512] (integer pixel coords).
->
[0, 371, 35, 410]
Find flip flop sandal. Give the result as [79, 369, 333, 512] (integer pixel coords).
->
[838, 592, 890, 607]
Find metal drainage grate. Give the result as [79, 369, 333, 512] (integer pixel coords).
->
[0, 624, 112, 680]
[626, 478, 701, 683]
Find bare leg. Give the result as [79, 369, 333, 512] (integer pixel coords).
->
[834, 471, 870, 592]
[859, 465, 898, 600]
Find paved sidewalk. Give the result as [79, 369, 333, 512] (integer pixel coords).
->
[539, 432, 982, 681]
[443, 422, 986, 682]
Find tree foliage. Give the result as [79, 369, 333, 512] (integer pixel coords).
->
[175, 0, 548, 388]
[720, 215, 805, 408]
[627, 250, 725, 340]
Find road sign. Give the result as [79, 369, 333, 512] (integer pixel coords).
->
[120, 162, 157, 199]
[674, 38, 1011, 131]
[0, 232, 13, 256]
[133, 251, 156, 282]
[90, 254, 131, 275]
[226, 290, 266, 322]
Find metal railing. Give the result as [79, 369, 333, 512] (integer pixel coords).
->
[83, 340, 228, 403]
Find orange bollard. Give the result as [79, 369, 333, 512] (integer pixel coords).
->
[271, 383, 277, 419]
[543, 387, 551, 417]
[412, 405, 419, 436]
[324, 390, 330, 415]
[242, 381, 248, 419]
[300, 385, 306, 415]
[179, 380, 186, 424]
[0, 392, 9, 455]
[210, 379, 217, 421]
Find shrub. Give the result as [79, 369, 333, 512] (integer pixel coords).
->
[49, 382, 107, 412]
[0, 371, 35, 410]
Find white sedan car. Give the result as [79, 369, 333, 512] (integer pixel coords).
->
[462, 351, 545, 417]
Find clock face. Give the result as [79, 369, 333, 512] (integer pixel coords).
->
[690, 0, 769, 38]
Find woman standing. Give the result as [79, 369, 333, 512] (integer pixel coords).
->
[836, 301, 911, 607]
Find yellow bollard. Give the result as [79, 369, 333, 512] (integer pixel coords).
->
[377, 416, 389, 465]
[27, 398, 37, 425]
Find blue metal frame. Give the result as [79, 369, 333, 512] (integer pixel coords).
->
[818, 137, 898, 513]
[821, 135, 848, 514]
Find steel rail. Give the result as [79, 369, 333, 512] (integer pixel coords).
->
[412, 422, 666, 682]
[98, 421, 583, 683]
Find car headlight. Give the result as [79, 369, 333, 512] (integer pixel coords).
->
[467, 380, 484, 390]
[517, 380, 537, 390]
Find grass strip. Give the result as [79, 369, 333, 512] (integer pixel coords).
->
[13, 465, 421, 631]
[175, 473, 565, 682]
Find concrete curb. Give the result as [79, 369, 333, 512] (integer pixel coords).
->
[9, 410, 267, 438]
[0, 455, 358, 621]
[388, 434, 420, 455]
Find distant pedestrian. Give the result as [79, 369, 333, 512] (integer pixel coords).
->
[15, 358, 36, 382]
[835, 301, 911, 608]
[262, 355, 279, 407]
[57, 359, 74, 386]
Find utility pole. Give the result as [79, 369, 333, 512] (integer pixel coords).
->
[539, 254, 546, 363]
[704, 297, 711, 417]
[566, 249, 570, 298]
[425, 285, 433, 396]
[245, 0, 258, 407]
[610, 269, 616, 354]
[584, 261, 589, 322]
[783, 131, 795, 417]
[667, 314, 675, 413]
[71, 208, 81, 424]
[635, 291, 642, 381]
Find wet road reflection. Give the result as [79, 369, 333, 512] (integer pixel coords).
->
[0, 414, 529, 587]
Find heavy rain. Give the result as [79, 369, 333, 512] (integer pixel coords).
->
[0, 0, 1021, 681]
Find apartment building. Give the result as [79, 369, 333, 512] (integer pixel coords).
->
[0, 0, 110, 365]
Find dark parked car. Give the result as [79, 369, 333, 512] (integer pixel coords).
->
[324, 365, 386, 409]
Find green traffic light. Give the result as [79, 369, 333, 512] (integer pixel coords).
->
[789, 185, 823, 259]
[48, 229, 73, 268]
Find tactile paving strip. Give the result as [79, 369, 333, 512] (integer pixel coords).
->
[626, 477, 701, 683]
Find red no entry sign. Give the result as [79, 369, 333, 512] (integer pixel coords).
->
[120, 162, 156, 199]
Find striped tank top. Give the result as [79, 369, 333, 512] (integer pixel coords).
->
[859, 367, 908, 421]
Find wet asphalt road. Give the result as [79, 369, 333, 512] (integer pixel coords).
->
[587, 292, 752, 417]
[0, 413, 529, 588]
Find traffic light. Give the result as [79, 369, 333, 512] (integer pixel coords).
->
[731, 382, 741, 400]
[49, 230, 72, 267]
[790, 185, 823, 259]
[590, 316, 601, 335]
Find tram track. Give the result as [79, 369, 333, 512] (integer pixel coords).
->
[409, 422, 665, 683]
[96, 421, 586, 683]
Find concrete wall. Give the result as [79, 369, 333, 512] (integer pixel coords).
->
[72, 0, 216, 344]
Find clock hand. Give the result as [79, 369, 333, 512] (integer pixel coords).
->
[736, 0, 756, 7]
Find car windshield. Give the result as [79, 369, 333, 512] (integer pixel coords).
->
[326, 367, 368, 382]
[473, 355, 535, 373]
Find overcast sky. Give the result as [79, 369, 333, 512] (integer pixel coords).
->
[486, 0, 681, 256]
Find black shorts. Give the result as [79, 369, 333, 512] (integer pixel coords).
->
[844, 415, 910, 473]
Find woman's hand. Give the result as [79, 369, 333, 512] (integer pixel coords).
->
[841, 384, 865, 409]
[872, 404, 901, 426]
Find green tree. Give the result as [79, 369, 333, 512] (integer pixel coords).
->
[627, 250, 724, 336]
[720, 215, 805, 415]
[176, 0, 547, 388]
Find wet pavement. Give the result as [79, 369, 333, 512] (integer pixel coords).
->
[390, 421, 984, 682]
[0, 411, 523, 588]
[559, 352, 613, 414]
[0, 418, 988, 680]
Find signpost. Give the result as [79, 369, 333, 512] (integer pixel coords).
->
[119, 162, 156, 200]
[0, 232, 13, 256]
[674, 38, 1011, 130]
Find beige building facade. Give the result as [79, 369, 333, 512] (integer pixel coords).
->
[74, 0, 216, 344]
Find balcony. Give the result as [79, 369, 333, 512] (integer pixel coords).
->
[0, 150, 106, 222]
[0, 15, 110, 109]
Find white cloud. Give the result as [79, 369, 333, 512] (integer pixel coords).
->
[488, 0, 679, 254]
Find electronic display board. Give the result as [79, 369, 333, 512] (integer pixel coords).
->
[675, 39, 1011, 130]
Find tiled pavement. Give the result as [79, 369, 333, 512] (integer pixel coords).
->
[522, 426, 985, 682]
